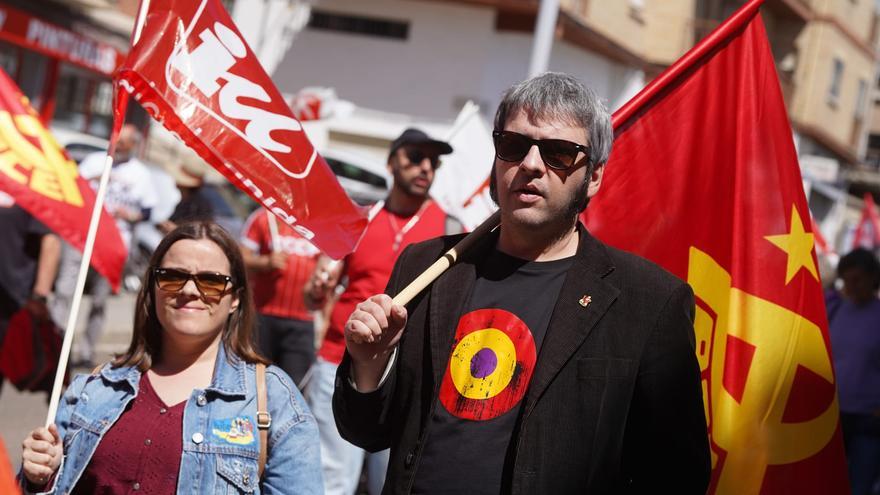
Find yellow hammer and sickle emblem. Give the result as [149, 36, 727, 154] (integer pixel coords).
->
[689, 247, 837, 494]
[0, 110, 83, 207]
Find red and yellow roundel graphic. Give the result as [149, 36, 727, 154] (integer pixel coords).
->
[439, 308, 537, 421]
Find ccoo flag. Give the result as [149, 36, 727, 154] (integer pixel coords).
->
[585, 1, 849, 493]
[115, 0, 368, 259]
[0, 69, 126, 291]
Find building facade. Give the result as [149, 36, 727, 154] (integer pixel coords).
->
[228, 0, 696, 165]
[0, 0, 150, 142]
[697, 0, 880, 253]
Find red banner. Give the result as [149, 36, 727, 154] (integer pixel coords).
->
[584, 1, 848, 493]
[0, 68, 125, 290]
[0, 5, 123, 76]
[115, 0, 368, 259]
[0, 438, 19, 495]
[812, 218, 835, 257]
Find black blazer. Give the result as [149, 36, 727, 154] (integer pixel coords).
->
[334, 224, 711, 494]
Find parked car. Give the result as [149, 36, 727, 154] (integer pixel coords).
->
[49, 127, 110, 164]
[321, 148, 389, 205]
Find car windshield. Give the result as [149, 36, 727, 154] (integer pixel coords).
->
[325, 157, 387, 189]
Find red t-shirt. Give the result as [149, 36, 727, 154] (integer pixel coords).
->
[241, 209, 320, 321]
[318, 201, 447, 365]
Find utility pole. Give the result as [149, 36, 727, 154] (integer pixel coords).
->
[527, 0, 560, 77]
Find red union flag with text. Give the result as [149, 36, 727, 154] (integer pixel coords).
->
[0, 69, 125, 290]
[585, 1, 849, 493]
[115, 0, 367, 259]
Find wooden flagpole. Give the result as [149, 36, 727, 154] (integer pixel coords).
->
[45, 152, 118, 425]
[391, 209, 500, 306]
[267, 210, 281, 252]
[45, 0, 151, 426]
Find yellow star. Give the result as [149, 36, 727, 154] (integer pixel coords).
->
[764, 206, 818, 284]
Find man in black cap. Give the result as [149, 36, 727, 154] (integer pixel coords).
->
[303, 128, 457, 495]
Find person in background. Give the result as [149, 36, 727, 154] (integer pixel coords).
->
[0, 191, 60, 393]
[241, 208, 321, 387]
[304, 128, 455, 495]
[159, 162, 215, 234]
[51, 124, 159, 367]
[827, 248, 880, 495]
[21, 222, 322, 494]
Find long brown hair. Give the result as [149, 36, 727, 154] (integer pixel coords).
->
[114, 221, 268, 371]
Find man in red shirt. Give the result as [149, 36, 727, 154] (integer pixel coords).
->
[241, 208, 320, 386]
[304, 128, 456, 495]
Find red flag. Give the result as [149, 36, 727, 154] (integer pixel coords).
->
[0, 438, 19, 495]
[851, 192, 880, 250]
[584, 1, 848, 493]
[114, 0, 367, 259]
[0, 69, 126, 291]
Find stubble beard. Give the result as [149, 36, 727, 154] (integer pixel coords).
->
[499, 170, 589, 245]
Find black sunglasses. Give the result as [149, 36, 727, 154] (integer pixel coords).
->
[403, 147, 441, 169]
[153, 267, 233, 297]
[492, 130, 591, 170]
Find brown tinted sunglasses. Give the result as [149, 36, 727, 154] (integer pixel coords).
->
[153, 267, 233, 297]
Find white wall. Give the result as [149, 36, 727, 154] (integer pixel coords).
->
[231, 0, 310, 75]
[271, 0, 496, 121]
[480, 33, 646, 119]
[238, 0, 646, 123]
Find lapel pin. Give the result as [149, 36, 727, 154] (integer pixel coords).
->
[579, 295, 592, 307]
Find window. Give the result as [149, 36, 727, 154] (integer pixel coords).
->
[0, 41, 17, 77]
[51, 63, 113, 138]
[856, 78, 868, 119]
[325, 157, 388, 188]
[828, 58, 844, 107]
[220, 0, 235, 14]
[307, 10, 409, 40]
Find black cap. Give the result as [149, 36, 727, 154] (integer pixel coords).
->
[389, 128, 453, 157]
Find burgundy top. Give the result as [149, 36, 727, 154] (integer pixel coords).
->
[72, 373, 185, 494]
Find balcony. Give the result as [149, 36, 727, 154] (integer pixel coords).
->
[764, 0, 812, 23]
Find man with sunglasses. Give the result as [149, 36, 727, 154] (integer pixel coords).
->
[334, 73, 710, 494]
[303, 128, 457, 495]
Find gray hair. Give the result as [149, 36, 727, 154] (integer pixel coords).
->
[493, 72, 613, 166]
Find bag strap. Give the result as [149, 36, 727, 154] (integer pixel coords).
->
[256, 363, 271, 479]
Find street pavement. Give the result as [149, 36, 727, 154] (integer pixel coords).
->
[0, 292, 137, 471]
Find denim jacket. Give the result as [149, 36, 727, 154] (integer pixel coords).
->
[24, 345, 323, 494]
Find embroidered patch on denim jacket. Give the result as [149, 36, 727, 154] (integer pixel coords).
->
[211, 416, 256, 445]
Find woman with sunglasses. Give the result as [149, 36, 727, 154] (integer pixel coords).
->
[20, 222, 322, 494]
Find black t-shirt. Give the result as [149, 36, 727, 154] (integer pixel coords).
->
[0, 202, 50, 307]
[411, 249, 573, 495]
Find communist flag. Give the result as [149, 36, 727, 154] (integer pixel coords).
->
[0, 69, 126, 290]
[115, 0, 368, 259]
[584, 0, 849, 493]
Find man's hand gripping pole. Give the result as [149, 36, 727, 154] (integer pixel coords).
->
[391, 210, 501, 306]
